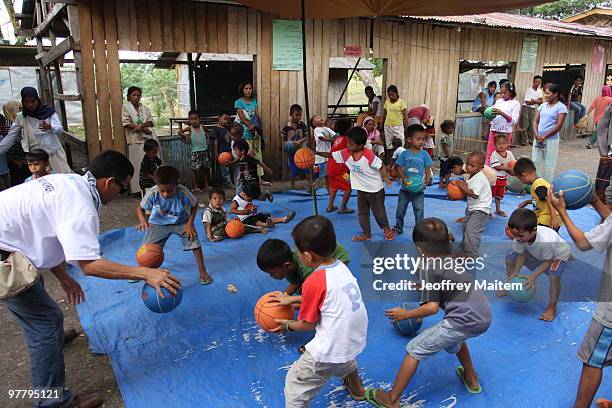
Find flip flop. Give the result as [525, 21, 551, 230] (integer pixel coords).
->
[365, 388, 391, 408]
[352, 234, 371, 242]
[342, 377, 366, 401]
[456, 366, 482, 394]
[337, 208, 355, 214]
[284, 211, 296, 223]
[199, 276, 214, 285]
[325, 206, 338, 213]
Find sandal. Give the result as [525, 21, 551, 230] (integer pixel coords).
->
[199, 276, 214, 285]
[337, 208, 355, 214]
[384, 229, 395, 241]
[365, 388, 391, 408]
[325, 206, 338, 213]
[456, 366, 482, 394]
[352, 234, 371, 242]
[284, 211, 296, 223]
[342, 377, 366, 401]
[392, 226, 402, 234]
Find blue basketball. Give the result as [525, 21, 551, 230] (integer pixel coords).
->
[392, 303, 423, 336]
[552, 170, 594, 210]
[283, 141, 298, 154]
[508, 275, 534, 303]
[142, 284, 183, 313]
[403, 174, 424, 193]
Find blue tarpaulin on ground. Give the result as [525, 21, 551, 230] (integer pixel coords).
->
[70, 182, 610, 407]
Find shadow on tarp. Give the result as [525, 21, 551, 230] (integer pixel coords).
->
[69, 181, 609, 407]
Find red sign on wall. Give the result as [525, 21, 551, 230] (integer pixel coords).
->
[344, 46, 363, 57]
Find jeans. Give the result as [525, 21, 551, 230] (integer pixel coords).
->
[218, 163, 233, 186]
[3, 278, 74, 408]
[395, 190, 424, 231]
[570, 102, 586, 124]
[357, 189, 390, 236]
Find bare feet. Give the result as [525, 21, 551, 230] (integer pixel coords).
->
[495, 210, 507, 217]
[539, 304, 557, 322]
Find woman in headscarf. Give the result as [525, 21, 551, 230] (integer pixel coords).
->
[363, 116, 384, 158]
[122, 86, 156, 194]
[2, 100, 29, 185]
[584, 85, 612, 149]
[6, 87, 72, 174]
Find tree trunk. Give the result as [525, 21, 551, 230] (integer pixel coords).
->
[355, 70, 380, 96]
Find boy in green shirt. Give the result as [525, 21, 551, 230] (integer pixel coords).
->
[257, 238, 350, 295]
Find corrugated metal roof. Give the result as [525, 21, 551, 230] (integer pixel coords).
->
[406, 12, 612, 38]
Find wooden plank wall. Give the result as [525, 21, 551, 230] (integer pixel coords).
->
[78, 0, 612, 174]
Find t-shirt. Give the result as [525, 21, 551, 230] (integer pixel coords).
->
[281, 121, 308, 144]
[139, 155, 161, 189]
[299, 260, 368, 363]
[201, 205, 228, 226]
[189, 126, 208, 153]
[395, 148, 432, 192]
[513, 226, 571, 262]
[234, 98, 258, 140]
[466, 171, 492, 214]
[369, 96, 382, 117]
[489, 150, 516, 180]
[537, 102, 568, 141]
[420, 265, 491, 336]
[232, 194, 253, 221]
[530, 177, 563, 227]
[490, 98, 521, 134]
[524, 86, 543, 108]
[440, 133, 454, 156]
[332, 148, 384, 193]
[589, 96, 612, 125]
[384, 98, 407, 126]
[392, 146, 406, 160]
[327, 135, 349, 177]
[314, 126, 336, 164]
[570, 85, 583, 102]
[210, 126, 231, 153]
[585, 215, 612, 327]
[288, 244, 350, 286]
[236, 155, 260, 185]
[472, 89, 495, 112]
[140, 185, 197, 226]
[0, 173, 102, 269]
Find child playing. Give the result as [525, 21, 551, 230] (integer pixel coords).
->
[281, 104, 309, 189]
[324, 117, 335, 131]
[514, 157, 562, 231]
[210, 112, 233, 187]
[233, 138, 273, 200]
[367, 218, 491, 407]
[139, 138, 161, 194]
[267, 216, 368, 405]
[363, 116, 385, 158]
[318, 127, 394, 241]
[547, 190, 612, 407]
[202, 189, 229, 242]
[137, 165, 213, 285]
[311, 115, 336, 187]
[447, 156, 465, 177]
[393, 124, 432, 234]
[326, 118, 354, 214]
[179, 110, 210, 192]
[504, 208, 571, 321]
[438, 120, 456, 189]
[256, 238, 350, 295]
[452, 151, 492, 257]
[25, 148, 51, 181]
[389, 137, 406, 177]
[230, 182, 295, 233]
[383, 85, 408, 154]
[489, 133, 516, 217]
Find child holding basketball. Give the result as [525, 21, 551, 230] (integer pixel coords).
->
[547, 190, 612, 407]
[233, 139, 273, 200]
[311, 114, 336, 188]
[326, 118, 354, 214]
[503, 208, 571, 321]
[367, 218, 491, 407]
[438, 120, 456, 189]
[257, 238, 350, 295]
[514, 157, 562, 231]
[282, 104, 309, 189]
[230, 182, 295, 233]
[489, 133, 516, 217]
[202, 189, 229, 242]
[178, 110, 210, 192]
[136, 165, 213, 285]
[268, 216, 368, 405]
[393, 124, 432, 234]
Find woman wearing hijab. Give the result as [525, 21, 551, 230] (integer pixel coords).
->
[5, 87, 72, 174]
[584, 85, 612, 149]
[363, 116, 385, 158]
[2, 100, 29, 185]
[122, 86, 156, 194]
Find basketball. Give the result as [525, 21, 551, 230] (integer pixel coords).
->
[508, 275, 535, 303]
[136, 243, 164, 268]
[507, 176, 525, 194]
[447, 180, 466, 200]
[484, 106, 497, 120]
[245, 203, 255, 213]
[218, 152, 233, 166]
[225, 218, 245, 239]
[508, 160, 517, 172]
[403, 174, 424, 192]
[505, 225, 514, 240]
[392, 304, 423, 336]
[293, 148, 315, 169]
[283, 141, 298, 154]
[142, 284, 183, 313]
[254, 292, 295, 332]
[552, 170, 594, 210]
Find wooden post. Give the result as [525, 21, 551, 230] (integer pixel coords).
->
[34, 3, 52, 105]
[49, 28, 69, 130]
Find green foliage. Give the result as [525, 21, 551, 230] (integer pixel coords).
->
[371, 58, 384, 77]
[517, 0, 603, 19]
[120, 64, 177, 123]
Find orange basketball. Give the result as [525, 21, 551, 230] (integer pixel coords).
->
[254, 292, 295, 332]
[508, 160, 517, 172]
[136, 243, 164, 268]
[225, 218, 245, 239]
[447, 180, 467, 200]
[505, 225, 515, 240]
[294, 148, 315, 170]
[218, 152, 233, 166]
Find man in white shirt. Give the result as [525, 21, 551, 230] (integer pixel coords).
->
[518, 75, 544, 146]
[0, 150, 180, 408]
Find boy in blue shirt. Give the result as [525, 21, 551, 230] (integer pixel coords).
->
[136, 165, 213, 285]
[393, 124, 432, 234]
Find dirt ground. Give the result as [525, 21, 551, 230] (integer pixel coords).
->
[0, 137, 600, 408]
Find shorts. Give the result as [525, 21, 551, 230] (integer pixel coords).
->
[505, 251, 568, 277]
[191, 150, 210, 170]
[492, 179, 507, 199]
[425, 148, 434, 158]
[328, 173, 350, 192]
[384, 125, 405, 149]
[577, 318, 612, 368]
[243, 212, 271, 226]
[143, 223, 201, 251]
[315, 162, 327, 178]
[407, 319, 471, 360]
[284, 350, 357, 407]
[439, 156, 451, 178]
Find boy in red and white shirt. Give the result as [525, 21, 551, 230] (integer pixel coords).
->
[489, 133, 515, 217]
[270, 215, 368, 407]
